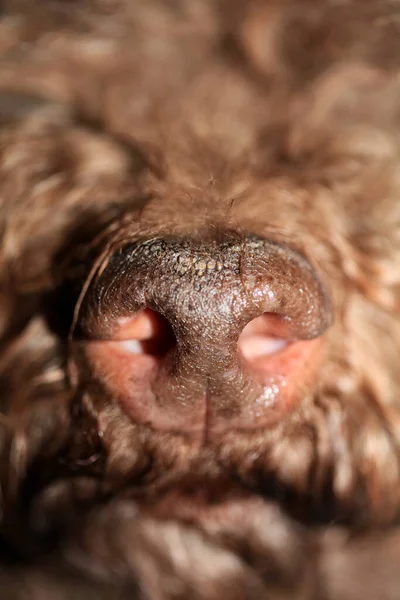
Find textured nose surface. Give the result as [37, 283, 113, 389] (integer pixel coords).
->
[77, 232, 332, 436]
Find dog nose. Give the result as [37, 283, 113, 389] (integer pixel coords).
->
[76, 232, 332, 438]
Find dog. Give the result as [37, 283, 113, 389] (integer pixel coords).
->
[0, 1, 399, 598]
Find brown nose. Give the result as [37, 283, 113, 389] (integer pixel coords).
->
[76, 232, 332, 438]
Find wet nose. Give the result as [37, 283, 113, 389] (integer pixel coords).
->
[77, 232, 332, 437]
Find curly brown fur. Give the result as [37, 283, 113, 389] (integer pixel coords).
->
[0, 0, 400, 598]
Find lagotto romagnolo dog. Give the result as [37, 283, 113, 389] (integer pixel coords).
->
[0, 1, 400, 598]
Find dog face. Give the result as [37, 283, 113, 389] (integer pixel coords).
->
[0, 1, 399, 598]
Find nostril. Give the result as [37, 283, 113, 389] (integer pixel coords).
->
[238, 314, 290, 362]
[115, 308, 175, 356]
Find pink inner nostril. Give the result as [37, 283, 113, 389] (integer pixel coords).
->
[238, 313, 289, 361]
[115, 311, 291, 361]
[116, 308, 175, 356]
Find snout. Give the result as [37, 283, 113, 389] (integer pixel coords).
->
[74, 231, 332, 439]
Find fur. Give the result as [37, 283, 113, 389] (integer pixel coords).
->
[0, 1, 400, 598]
